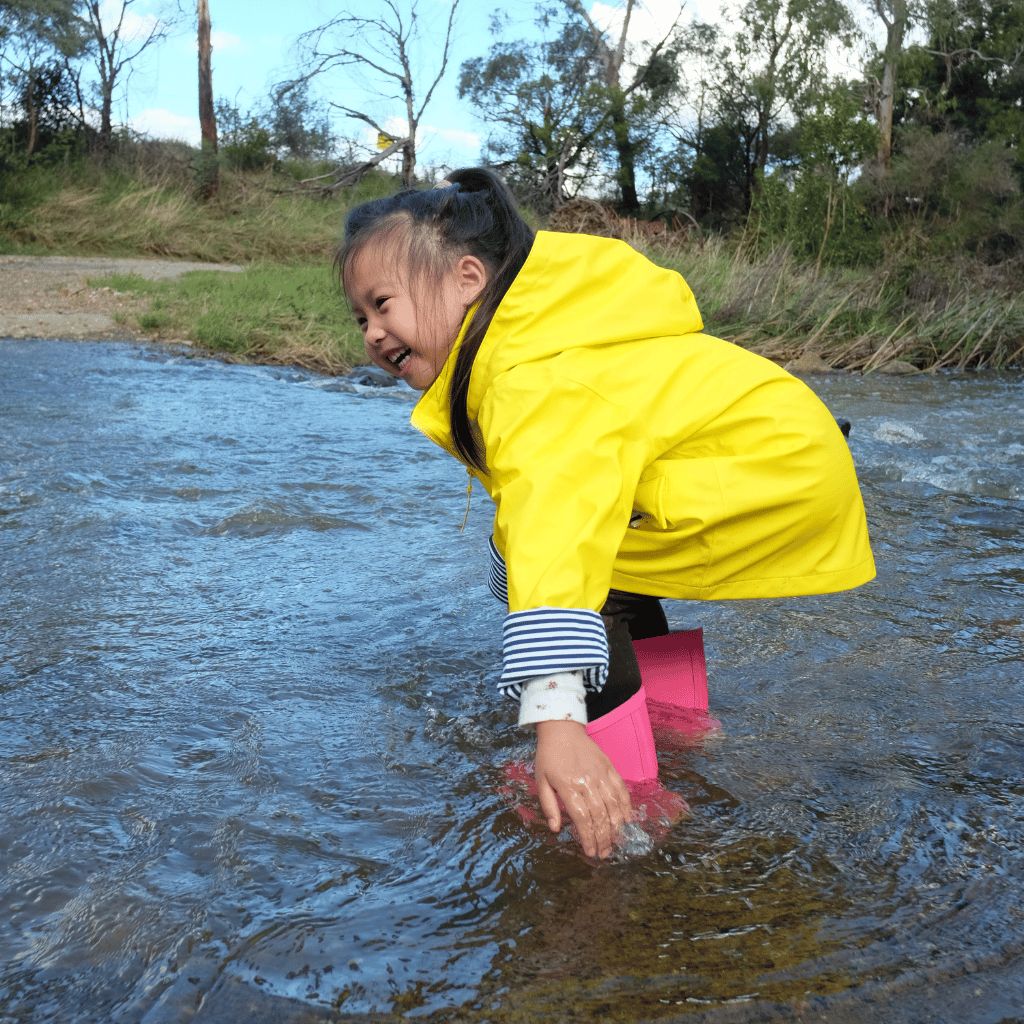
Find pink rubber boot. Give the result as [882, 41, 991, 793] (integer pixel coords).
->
[633, 628, 720, 737]
[585, 686, 658, 782]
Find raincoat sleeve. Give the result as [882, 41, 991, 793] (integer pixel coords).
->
[476, 369, 650, 698]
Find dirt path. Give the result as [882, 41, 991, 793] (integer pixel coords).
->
[0, 255, 242, 342]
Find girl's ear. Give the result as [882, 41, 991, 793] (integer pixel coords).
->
[454, 254, 489, 304]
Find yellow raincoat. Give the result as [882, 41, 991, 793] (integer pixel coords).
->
[411, 230, 875, 624]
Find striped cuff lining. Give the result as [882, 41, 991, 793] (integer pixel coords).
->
[498, 606, 609, 698]
[487, 535, 508, 604]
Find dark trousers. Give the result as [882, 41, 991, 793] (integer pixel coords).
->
[585, 589, 669, 721]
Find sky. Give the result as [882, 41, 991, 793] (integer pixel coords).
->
[114, 0, 730, 172]
[117, 0, 877, 174]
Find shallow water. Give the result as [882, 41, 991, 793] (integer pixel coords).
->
[1, 340, 1022, 1024]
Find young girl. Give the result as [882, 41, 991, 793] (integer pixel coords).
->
[339, 167, 875, 860]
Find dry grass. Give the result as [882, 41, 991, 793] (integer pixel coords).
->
[620, 233, 1024, 371]
[6, 152, 1022, 371]
[13, 171, 341, 264]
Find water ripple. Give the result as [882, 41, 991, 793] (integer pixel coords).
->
[1, 343, 1022, 1022]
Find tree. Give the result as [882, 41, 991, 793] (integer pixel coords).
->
[197, 0, 217, 199]
[0, 0, 86, 155]
[669, 0, 854, 221]
[735, 0, 855, 183]
[78, 0, 174, 154]
[863, 0, 1023, 174]
[756, 83, 881, 268]
[559, 0, 685, 213]
[869, 0, 909, 168]
[458, 11, 611, 210]
[916, 0, 1023, 163]
[268, 80, 333, 161]
[292, 0, 460, 188]
[214, 98, 273, 170]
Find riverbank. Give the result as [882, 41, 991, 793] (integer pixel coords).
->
[4, 159, 1024, 371]
[5, 250, 1022, 377]
[0, 254, 242, 345]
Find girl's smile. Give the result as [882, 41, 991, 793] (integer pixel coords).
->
[346, 246, 488, 392]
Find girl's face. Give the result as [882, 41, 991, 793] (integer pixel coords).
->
[346, 244, 488, 391]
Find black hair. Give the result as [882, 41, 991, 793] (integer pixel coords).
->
[336, 167, 535, 471]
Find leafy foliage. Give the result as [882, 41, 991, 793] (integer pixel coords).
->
[457, 12, 611, 210]
[754, 85, 882, 267]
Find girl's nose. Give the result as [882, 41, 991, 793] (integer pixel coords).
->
[365, 319, 386, 346]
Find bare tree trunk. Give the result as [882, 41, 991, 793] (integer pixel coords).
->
[81, 0, 174, 157]
[197, 0, 218, 199]
[874, 0, 907, 171]
[84, 1, 116, 153]
[26, 70, 39, 156]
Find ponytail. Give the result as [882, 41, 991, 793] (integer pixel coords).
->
[337, 167, 534, 471]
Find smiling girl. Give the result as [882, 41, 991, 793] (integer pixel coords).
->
[338, 168, 875, 859]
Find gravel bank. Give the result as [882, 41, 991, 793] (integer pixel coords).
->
[0, 255, 242, 341]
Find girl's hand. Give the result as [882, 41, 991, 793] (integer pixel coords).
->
[534, 719, 633, 858]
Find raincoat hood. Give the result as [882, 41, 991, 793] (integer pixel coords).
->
[411, 230, 703, 455]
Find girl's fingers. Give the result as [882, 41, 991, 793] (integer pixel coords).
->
[539, 775, 603, 856]
[536, 778, 564, 834]
[565, 780, 625, 859]
[531, 722, 634, 858]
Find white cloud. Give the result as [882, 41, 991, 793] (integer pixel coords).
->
[421, 126, 480, 151]
[131, 108, 200, 146]
[210, 30, 242, 54]
[98, 0, 165, 45]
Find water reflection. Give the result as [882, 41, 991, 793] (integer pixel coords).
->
[1, 341, 1022, 1022]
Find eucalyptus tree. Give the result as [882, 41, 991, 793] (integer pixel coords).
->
[78, 0, 177, 154]
[673, 0, 856, 217]
[458, 11, 611, 210]
[558, 0, 686, 213]
[869, 0, 909, 168]
[0, 0, 86, 154]
[916, 0, 1023, 154]
[291, 0, 461, 188]
[864, 0, 1023, 172]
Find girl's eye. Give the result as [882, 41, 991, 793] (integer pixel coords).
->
[375, 297, 388, 311]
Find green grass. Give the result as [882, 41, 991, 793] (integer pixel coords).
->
[88, 264, 364, 373]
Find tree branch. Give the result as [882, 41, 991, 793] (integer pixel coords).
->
[414, 0, 461, 122]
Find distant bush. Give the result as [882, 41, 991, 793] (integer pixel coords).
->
[751, 88, 883, 269]
[215, 101, 276, 172]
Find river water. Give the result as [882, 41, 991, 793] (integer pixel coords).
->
[1, 339, 1022, 1024]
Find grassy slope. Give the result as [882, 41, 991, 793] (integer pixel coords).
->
[3, 159, 1022, 373]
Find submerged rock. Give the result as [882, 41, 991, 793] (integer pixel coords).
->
[875, 359, 919, 375]
[344, 365, 400, 387]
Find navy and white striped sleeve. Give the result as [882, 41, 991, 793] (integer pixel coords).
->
[487, 537, 609, 698]
[497, 607, 609, 698]
[487, 535, 508, 604]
